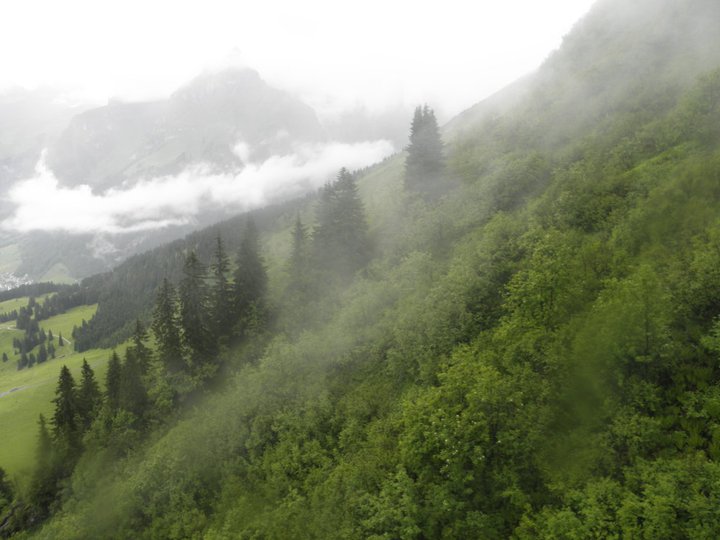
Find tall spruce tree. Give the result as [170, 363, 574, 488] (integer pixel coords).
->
[152, 278, 185, 374]
[51, 365, 80, 453]
[28, 414, 57, 515]
[288, 215, 310, 293]
[105, 351, 122, 413]
[313, 168, 370, 277]
[119, 350, 148, 419]
[233, 219, 268, 333]
[404, 104, 445, 195]
[130, 319, 151, 374]
[38, 343, 48, 364]
[210, 235, 234, 340]
[77, 359, 101, 430]
[179, 251, 215, 363]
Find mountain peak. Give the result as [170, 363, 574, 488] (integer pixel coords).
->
[171, 67, 265, 103]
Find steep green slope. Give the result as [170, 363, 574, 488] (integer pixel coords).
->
[12, 0, 720, 537]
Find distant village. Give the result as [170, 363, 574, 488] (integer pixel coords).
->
[0, 273, 32, 291]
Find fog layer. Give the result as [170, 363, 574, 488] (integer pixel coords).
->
[2, 140, 393, 234]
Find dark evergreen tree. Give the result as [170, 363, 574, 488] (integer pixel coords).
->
[18, 350, 28, 370]
[288, 215, 310, 290]
[27, 414, 57, 517]
[313, 168, 370, 277]
[210, 235, 233, 339]
[152, 278, 185, 374]
[105, 351, 122, 413]
[233, 219, 268, 334]
[48, 341, 56, 359]
[51, 365, 80, 453]
[38, 343, 48, 364]
[1, 352, 7, 363]
[48, 329, 54, 342]
[119, 350, 148, 419]
[404, 104, 445, 195]
[179, 251, 215, 365]
[77, 359, 101, 430]
[58, 332, 65, 347]
[130, 319, 152, 374]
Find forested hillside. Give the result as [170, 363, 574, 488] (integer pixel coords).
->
[3, 0, 720, 537]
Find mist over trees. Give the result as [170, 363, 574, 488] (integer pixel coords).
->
[313, 168, 370, 278]
[4, 1, 720, 537]
[405, 104, 445, 196]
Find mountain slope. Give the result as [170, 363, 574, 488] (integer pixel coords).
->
[9, 0, 720, 537]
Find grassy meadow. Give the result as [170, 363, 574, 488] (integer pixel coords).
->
[0, 302, 121, 485]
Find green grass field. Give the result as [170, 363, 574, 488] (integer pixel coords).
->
[39, 263, 76, 284]
[0, 304, 122, 486]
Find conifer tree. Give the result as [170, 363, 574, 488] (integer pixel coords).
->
[313, 168, 370, 277]
[179, 251, 215, 363]
[288, 215, 309, 289]
[404, 104, 445, 195]
[152, 278, 185, 373]
[1, 352, 7, 363]
[77, 359, 101, 430]
[48, 329, 54, 342]
[51, 365, 80, 452]
[233, 219, 268, 333]
[28, 414, 57, 514]
[210, 235, 233, 339]
[105, 351, 122, 413]
[119, 350, 148, 419]
[38, 343, 48, 364]
[58, 332, 65, 347]
[130, 319, 152, 374]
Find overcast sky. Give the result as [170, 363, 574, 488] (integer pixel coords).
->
[1, 0, 597, 120]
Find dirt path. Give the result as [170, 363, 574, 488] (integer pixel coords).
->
[0, 386, 25, 398]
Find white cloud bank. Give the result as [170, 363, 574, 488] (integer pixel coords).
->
[2, 140, 394, 234]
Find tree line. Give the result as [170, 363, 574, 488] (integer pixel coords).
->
[10, 292, 78, 371]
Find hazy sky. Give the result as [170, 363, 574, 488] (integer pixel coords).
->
[1, 0, 600, 235]
[1, 0, 597, 119]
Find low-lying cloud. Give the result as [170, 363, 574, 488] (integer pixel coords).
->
[2, 140, 394, 235]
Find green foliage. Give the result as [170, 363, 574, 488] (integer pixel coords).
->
[77, 359, 101, 431]
[179, 251, 215, 365]
[151, 279, 184, 374]
[313, 168, 371, 279]
[15, 2, 720, 538]
[404, 104, 445, 197]
[50, 365, 80, 456]
[233, 219, 268, 335]
[210, 235, 233, 341]
[105, 351, 122, 413]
